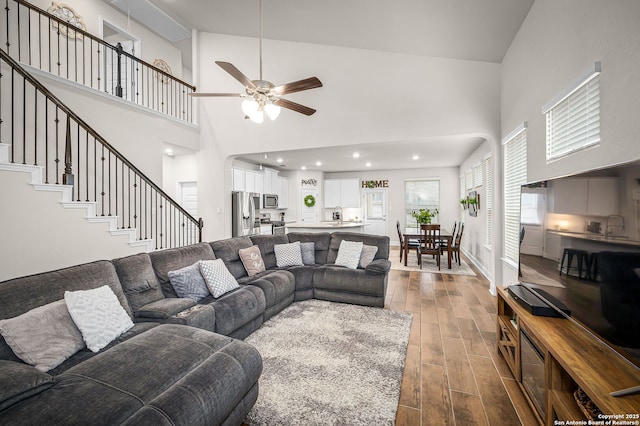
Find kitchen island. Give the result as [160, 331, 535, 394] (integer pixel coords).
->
[286, 221, 369, 234]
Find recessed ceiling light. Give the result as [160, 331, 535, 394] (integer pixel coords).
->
[276, 158, 283, 163]
[301, 166, 307, 170]
[352, 152, 360, 158]
[412, 155, 420, 160]
[165, 148, 174, 156]
[365, 162, 372, 167]
[315, 161, 322, 166]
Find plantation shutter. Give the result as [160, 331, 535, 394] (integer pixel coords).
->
[484, 155, 493, 247]
[503, 126, 527, 264]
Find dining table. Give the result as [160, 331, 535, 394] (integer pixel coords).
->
[402, 227, 454, 269]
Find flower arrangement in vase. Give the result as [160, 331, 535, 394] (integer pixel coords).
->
[411, 208, 439, 224]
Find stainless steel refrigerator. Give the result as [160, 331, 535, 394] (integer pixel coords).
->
[232, 191, 260, 237]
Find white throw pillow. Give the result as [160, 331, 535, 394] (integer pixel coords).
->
[199, 259, 240, 298]
[64, 285, 134, 353]
[335, 240, 364, 269]
[274, 241, 304, 267]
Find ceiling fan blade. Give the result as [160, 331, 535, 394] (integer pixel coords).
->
[215, 61, 256, 89]
[273, 77, 323, 95]
[274, 98, 317, 116]
[189, 93, 243, 97]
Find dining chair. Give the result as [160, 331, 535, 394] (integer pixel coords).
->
[397, 220, 419, 263]
[418, 224, 441, 270]
[450, 222, 464, 266]
[438, 221, 456, 249]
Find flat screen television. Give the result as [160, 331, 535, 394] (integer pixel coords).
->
[518, 158, 640, 378]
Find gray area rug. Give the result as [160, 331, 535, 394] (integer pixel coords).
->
[244, 300, 413, 425]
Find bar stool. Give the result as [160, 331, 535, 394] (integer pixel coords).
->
[559, 248, 590, 280]
[589, 252, 600, 281]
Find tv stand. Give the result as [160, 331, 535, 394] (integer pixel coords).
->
[497, 286, 640, 424]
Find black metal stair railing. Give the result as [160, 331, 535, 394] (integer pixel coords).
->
[2, 0, 196, 123]
[0, 48, 203, 249]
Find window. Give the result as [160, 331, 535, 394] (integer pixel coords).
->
[544, 63, 600, 161]
[405, 179, 439, 228]
[474, 163, 483, 187]
[503, 124, 527, 264]
[465, 171, 473, 190]
[484, 155, 493, 247]
[520, 190, 545, 226]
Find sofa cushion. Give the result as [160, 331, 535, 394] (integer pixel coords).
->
[274, 241, 304, 267]
[287, 232, 331, 264]
[112, 253, 165, 312]
[0, 300, 84, 372]
[0, 360, 54, 411]
[135, 298, 197, 319]
[335, 240, 364, 269]
[327, 232, 390, 264]
[249, 234, 289, 269]
[200, 259, 241, 298]
[167, 262, 210, 301]
[239, 245, 266, 276]
[210, 237, 254, 279]
[199, 286, 266, 337]
[148, 243, 216, 298]
[65, 286, 134, 353]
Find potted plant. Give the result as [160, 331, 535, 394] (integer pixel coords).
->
[460, 198, 468, 209]
[411, 208, 439, 224]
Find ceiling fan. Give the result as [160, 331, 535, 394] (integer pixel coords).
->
[190, 0, 323, 123]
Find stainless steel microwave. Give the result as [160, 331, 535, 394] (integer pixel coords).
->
[263, 194, 279, 208]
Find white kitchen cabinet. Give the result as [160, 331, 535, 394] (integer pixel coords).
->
[278, 176, 288, 208]
[232, 169, 245, 192]
[263, 168, 278, 195]
[323, 179, 360, 208]
[552, 177, 618, 216]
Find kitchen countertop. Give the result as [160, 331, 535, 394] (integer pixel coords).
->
[549, 230, 640, 247]
[286, 221, 369, 229]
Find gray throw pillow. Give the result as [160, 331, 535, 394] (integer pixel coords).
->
[168, 262, 211, 301]
[300, 242, 316, 265]
[0, 300, 85, 372]
[359, 245, 379, 268]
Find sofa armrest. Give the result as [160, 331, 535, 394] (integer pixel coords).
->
[365, 259, 391, 275]
[0, 360, 54, 411]
[135, 298, 196, 319]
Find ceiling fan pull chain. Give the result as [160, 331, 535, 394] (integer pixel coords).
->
[259, 0, 263, 81]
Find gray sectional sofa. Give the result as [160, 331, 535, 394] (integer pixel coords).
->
[0, 231, 390, 424]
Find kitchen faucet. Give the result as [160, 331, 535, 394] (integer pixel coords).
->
[604, 214, 625, 237]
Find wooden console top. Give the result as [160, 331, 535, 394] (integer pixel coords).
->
[497, 286, 640, 417]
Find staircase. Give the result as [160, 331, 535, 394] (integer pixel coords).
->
[0, 43, 202, 268]
[0, 143, 153, 251]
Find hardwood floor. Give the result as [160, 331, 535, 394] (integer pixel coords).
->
[388, 248, 538, 425]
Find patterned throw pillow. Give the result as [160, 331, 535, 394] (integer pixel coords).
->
[335, 240, 364, 269]
[239, 245, 266, 277]
[300, 242, 316, 265]
[0, 300, 85, 372]
[168, 262, 211, 301]
[359, 245, 379, 269]
[64, 285, 134, 353]
[199, 259, 240, 298]
[274, 241, 304, 267]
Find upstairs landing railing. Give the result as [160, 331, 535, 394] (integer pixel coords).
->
[2, 0, 196, 123]
[0, 48, 203, 249]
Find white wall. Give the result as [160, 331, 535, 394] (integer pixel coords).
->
[0, 169, 146, 281]
[459, 140, 493, 282]
[500, 0, 640, 286]
[195, 33, 501, 241]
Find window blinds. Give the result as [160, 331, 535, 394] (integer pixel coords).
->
[484, 155, 493, 247]
[545, 72, 600, 161]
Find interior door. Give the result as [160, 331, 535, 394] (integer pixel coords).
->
[300, 189, 318, 224]
[362, 189, 387, 236]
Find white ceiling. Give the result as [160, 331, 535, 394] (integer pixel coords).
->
[145, 0, 534, 171]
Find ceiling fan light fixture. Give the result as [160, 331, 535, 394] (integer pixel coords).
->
[242, 99, 259, 116]
[264, 102, 281, 120]
[248, 109, 265, 124]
